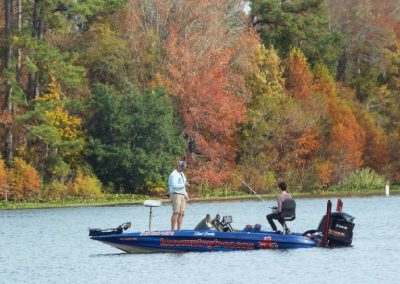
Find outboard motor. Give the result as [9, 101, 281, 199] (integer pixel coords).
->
[304, 199, 355, 247]
[317, 212, 355, 247]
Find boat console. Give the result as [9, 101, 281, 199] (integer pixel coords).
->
[195, 214, 234, 232]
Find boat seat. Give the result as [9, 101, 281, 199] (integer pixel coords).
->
[211, 214, 224, 231]
[194, 214, 213, 230]
[243, 224, 253, 232]
[252, 224, 261, 233]
[280, 199, 296, 235]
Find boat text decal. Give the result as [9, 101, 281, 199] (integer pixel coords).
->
[160, 238, 254, 249]
[119, 237, 137, 241]
[194, 232, 215, 236]
[140, 231, 175, 236]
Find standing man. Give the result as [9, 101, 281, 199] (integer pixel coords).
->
[266, 182, 292, 232]
[168, 160, 190, 231]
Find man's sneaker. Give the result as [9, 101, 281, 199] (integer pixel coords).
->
[285, 228, 291, 234]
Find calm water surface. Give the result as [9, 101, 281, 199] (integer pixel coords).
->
[1, 196, 399, 284]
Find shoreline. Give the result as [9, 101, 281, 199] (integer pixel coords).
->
[1, 189, 399, 211]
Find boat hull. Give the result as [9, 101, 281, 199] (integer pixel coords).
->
[91, 230, 318, 253]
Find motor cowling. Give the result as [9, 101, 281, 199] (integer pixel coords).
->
[317, 212, 355, 247]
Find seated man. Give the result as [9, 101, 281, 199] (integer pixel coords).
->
[267, 182, 292, 232]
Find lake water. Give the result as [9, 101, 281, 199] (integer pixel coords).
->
[1, 195, 399, 284]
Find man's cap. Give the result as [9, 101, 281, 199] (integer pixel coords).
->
[177, 160, 187, 171]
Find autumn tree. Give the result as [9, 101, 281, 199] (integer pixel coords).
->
[122, 0, 259, 187]
[79, 22, 130, 85]
[328, 0, 399, 101]
[368, 40, 400, 181]
[18, 79, 85, 181]
[239, 47, 286, 192]
[285, 48, 314, 100]
[314, 66, 365, 183]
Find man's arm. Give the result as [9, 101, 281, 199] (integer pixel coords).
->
[277, 196, 282, 213]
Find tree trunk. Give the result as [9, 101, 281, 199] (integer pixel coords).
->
[28, 0, 42, 101]
[3, 0, 13, 162]
[336, 51, 347, 82]
[4, 0, 12, 108]
[16, 0, 22, 84]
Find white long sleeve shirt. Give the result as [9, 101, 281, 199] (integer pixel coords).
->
[168, 169, 188, 197]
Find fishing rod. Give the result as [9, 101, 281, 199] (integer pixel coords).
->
[234, 174, 268, 204]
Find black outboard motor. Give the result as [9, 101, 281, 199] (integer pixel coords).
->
[317, 212, 355, 247]
[303, 199, 355, 247]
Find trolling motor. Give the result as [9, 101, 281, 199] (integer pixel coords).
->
[304, 199, 355, 247]
[89, 222, 131, 237]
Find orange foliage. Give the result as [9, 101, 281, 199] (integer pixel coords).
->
[285, 48, 313, 100]
[314, 68, 366, 182]
[315, 161, 333, 187]
[0, 158, 5, 198]
[122, 0, 258, 187]
[289, 129, 321, 169]
[328, 120, 365, 181]
[388, 132, 400, 181]
[357, 110, 389, 173]
[175, 55, 247, 186]
[6, 158, 41, 201]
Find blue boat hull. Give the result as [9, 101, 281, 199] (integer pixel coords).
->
[91, 230, 318, 253]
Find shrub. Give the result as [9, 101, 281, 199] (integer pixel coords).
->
[68, 170, 103, 198]
[0, 157, 6, 199]
[6, 158, 41, 201]
[41, 181, 68, 200]
[341, 167, 385, 190]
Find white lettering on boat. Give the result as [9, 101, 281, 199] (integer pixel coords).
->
[194, 232, 216, 237]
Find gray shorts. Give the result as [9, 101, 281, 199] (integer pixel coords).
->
[171, 194, 186, 214]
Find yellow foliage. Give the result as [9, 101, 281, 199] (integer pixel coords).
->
[37, 79, 82, 140]
[45, 106, 81, 139]
[41, 181, 68, 200]
[36, 79, 62, 102]
[68, 170, 103, 198]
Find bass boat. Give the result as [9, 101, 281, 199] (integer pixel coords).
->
[89, 199, 355, 253]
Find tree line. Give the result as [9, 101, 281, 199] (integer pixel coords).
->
[1, 0, 399, 201]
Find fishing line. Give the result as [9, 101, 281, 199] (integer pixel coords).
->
[234, 174, 268, 204]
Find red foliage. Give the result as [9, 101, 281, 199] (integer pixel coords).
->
[178, 57, 246, 186]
